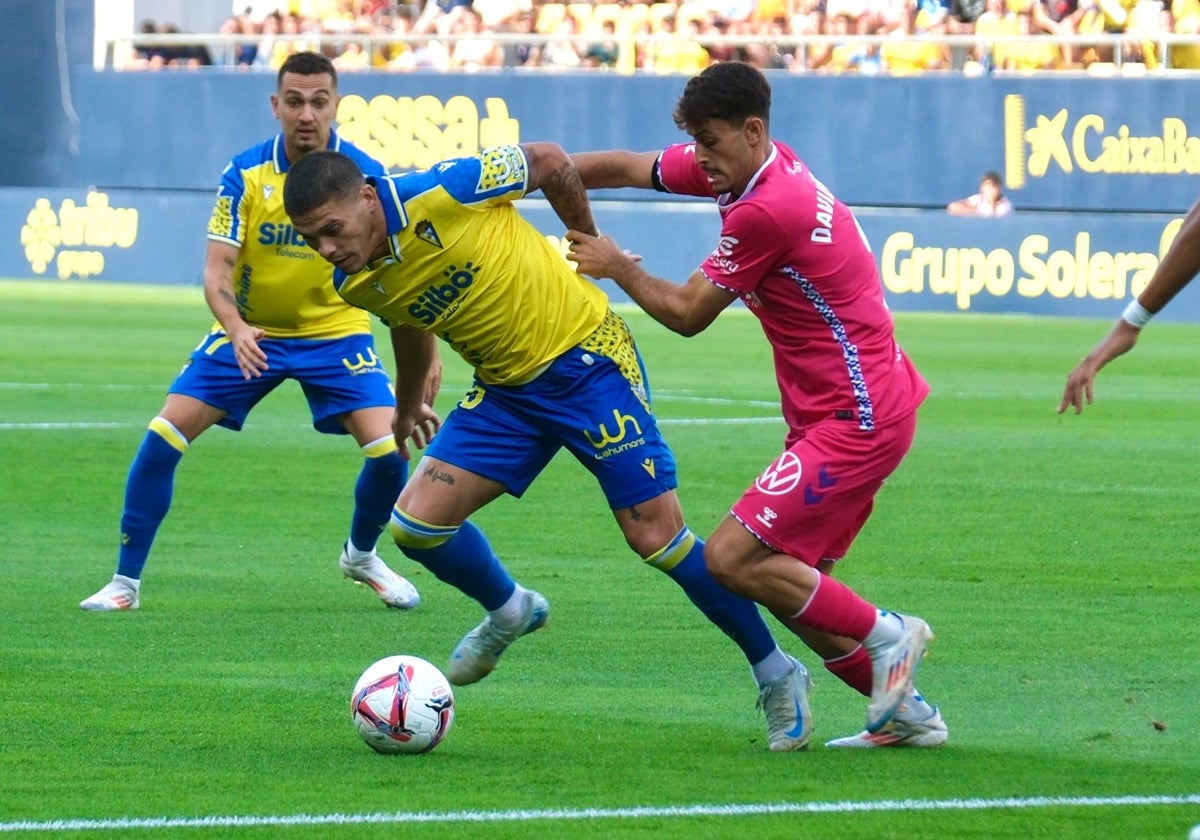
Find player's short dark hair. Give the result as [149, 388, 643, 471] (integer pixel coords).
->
[283, 151, 364, 218]
[673, 61, 771, 132]
[277, 51, 338, 90]
[982, 170, 1003, 187]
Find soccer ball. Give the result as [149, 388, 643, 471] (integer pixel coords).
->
[350, 655, 455, 755]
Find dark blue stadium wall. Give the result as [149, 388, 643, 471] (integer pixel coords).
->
[67, 72, 1200, 214]
[4, 56, 1200, 321]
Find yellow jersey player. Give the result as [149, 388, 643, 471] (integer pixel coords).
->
[80, 52, 437, 613]
[283, 144, 815, 751]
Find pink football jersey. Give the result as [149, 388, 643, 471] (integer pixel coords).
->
[655, 141, 928, 440]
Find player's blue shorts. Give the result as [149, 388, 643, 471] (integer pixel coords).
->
[169, 330, 395, 434]
[426, 311, 678, 511]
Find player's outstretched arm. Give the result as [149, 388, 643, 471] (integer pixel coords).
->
[522, 142, 599, 237]
[566, 231, 735, 337]
[202, 240, 268, 380]
[571, 150, 659, 191]
[1058, 196, 1200, 415]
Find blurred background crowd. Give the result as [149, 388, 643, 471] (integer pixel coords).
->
[123, 0, 1200, 74]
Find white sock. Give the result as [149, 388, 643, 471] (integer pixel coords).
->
[489, 585, 528, 627]
[894, 689, 936, 722]
[861, 609, 904, 656]
[114, 573, 141, 591]
[751, 647, 795, 686]
[344, 539, 374, 561]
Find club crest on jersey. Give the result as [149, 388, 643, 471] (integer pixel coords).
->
[415, 219, 443, 248]
[754, 451, 803, 496]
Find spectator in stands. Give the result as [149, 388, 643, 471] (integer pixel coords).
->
[947, 171, 1014, 216]
[582, 17, 621, 68]
[1003, 2, 1063, 67]
[972, 0, 1018, 69]
[652, 14, 713, 73]
[494, 8, 541, 66]
[1166, 0, 1200, 65]
[881, 5, 951, 72]
[813, 10, 883, 72]
[538, 14, 586, 67]
[449, 8, 506, 69]
[253, 11, 281, 68]
[413, 0, 474, 35]
[217, 15, 259, 66]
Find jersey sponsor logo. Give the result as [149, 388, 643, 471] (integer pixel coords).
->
[342, 347, 384, 375]
[258, 222, 306, 247]
[407, 261, 480, 325]
[585, 408, 646, 460]
[415, 219, 443, 248]
[754, 451, 803, 496]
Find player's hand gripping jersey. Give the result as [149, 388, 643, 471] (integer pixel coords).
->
[654, 141, 929, 439]
[206, 133, 385, 339]
[333, 145, 609, 386]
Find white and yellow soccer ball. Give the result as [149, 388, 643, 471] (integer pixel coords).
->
[350, 655, 455, 755]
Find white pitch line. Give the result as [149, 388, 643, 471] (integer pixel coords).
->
[0, 417, 783, 431]
[2, 794, 1197, 833]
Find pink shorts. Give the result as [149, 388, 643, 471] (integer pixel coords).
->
[730, 410, 918, 567]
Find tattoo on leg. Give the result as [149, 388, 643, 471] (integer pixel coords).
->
[627, 505, 642, 521]
[423, 465, 455, 485]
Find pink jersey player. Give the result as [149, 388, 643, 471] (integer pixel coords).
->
[656, 138, 929, 565]
[568, 60, 947, 751]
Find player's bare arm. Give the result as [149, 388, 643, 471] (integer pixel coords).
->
[567, 232, 735, 337]
[522, 142, 599, 237]
[389, 324, 441, 457]
[570, 150, 659, 190]
[1059, 196, 1200, 415]
[201, 240, 268, 379]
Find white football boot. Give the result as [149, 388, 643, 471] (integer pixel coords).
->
[757, 655, 814, 751]
[446, 589, 549, 686]
[339, 544, 420, 610]
[79, 575, 140, 611]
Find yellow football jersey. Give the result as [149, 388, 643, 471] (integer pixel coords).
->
[333, 145, 608, 386]
[206, 133, 385, 339]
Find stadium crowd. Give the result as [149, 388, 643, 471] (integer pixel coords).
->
[124, 0, 1199, 73]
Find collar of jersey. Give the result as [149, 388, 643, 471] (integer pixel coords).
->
[368, 174, 410, 265]
[272, 132, 345, 175]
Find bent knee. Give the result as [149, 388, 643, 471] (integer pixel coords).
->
[389, 508, 456, 550]
[703, 535, 742, 584]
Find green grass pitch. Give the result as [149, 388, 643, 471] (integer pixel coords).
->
[0, 280, 1198, 838]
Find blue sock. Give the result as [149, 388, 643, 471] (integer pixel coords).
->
[652, 529, 777, 666]
[395, 517, 515, 610]
[349, 449, 408, 552]
[117, 422, 186, 579]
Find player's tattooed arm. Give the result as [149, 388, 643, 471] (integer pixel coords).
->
[522, 142, 599, 237]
